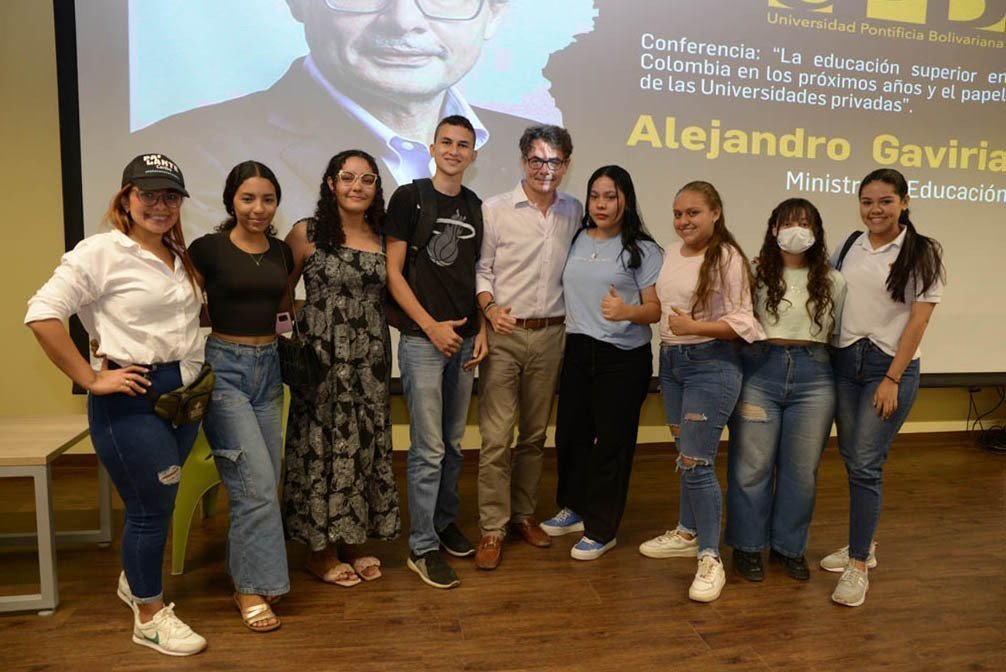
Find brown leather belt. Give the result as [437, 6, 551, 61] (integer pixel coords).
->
[513, 316, 565, 330]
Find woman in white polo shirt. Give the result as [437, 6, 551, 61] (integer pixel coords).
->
[25, 154, 207, 656]
[823, 168, 945, 607]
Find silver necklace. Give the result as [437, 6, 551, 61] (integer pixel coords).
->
[248, 251, 266, 266]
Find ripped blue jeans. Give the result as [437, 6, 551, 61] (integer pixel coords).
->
[88, 362, 198, 603]
[659, 341, 742, 558]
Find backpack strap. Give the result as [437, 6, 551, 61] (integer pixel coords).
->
[835, 230, 863, 271]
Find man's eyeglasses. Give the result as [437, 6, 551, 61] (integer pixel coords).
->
[336, 170, 379, 186]
[324, 0, 487, 22]
[133, 189, 184, 208]
[525, 156, 568, 172]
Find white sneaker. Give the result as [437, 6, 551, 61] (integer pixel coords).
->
[132, 603, 207, 656]
[639, 529, 699, 559]
[831, 565, 869, 607]
[820, 543, 877, 573]
[117, 572, 138, 616]
[688, 555, 726, 603]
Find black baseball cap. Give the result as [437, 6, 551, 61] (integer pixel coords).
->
[121, 153, 189, 196]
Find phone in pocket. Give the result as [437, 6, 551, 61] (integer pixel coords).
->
[275, 311, 293, 335]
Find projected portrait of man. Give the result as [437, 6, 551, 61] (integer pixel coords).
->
[132, 0, 534, 233]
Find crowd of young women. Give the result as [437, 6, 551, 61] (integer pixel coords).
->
[25, 149, 943, 655]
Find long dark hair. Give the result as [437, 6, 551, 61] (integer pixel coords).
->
[676, 181, 755, 317]
[757, 198, 836, 338]
[217, 160, 282, 236]
[859, 168, 945, 303]
[582, 165, 657, 269]
[313, 150, 385, 251]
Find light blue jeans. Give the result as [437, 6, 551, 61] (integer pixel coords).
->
[203, 336, 289, 597]
[832, 339, 920, 563]
[659, 340, 742, 558]
[725, 342, 836, 558]
[399, 334, 475, 555]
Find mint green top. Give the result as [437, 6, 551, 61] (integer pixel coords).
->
[756, 267, 847, 343]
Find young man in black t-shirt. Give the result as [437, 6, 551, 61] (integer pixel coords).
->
[384, 115, 487, 589]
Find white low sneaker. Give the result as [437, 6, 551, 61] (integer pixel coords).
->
[639, 529, 699, 559]
[689, 555, 726, 603]
[820, 543, 877, 573]
[132, 603, 207, 657]
[831, 565, 869, 607]
[117, 571, 139, 616]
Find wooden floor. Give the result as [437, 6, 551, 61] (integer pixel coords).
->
[1, 433, 1004, 671]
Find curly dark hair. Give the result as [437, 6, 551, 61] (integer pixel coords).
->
[216, 160, 281, 236]
[756, 198, 836, 339]
[312, 150, 385, 251]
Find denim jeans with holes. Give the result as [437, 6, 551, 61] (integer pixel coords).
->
[725, 342, 836, 558]
[203, 336, 289, 597]
[659, 340, 742, 558]
[832, 338, 920, 562]
[88, 361, 199, 603]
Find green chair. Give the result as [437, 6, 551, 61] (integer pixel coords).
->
[170, 429, 221, 575]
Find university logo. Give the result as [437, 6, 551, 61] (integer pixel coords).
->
[768, 0, 1006, 32]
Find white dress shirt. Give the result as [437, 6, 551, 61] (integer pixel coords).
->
[25, 229, 205, 384]
[831, 227, 943, 358]
[476, 183, 583, 319]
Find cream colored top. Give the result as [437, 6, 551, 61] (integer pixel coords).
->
[757, 267, 847, 343]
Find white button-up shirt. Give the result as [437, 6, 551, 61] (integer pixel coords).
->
[25, 230, 205, 384]
[476, 183, 583, 319]
[831, 227, 944, 358]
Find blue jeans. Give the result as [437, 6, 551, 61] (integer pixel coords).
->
[399, 334, 475, 555]
[659, 340, 742, 558]
[833, 339, 920, 562]
[88, 362, 199, 603]
[725, 342, 835, 557]
[203, 336, 289, 597]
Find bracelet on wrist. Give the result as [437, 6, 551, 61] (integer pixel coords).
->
[482, 301, 497, 316]
[885, 374, 900, 385]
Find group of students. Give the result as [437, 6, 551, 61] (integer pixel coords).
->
[24, 116, 944, 657]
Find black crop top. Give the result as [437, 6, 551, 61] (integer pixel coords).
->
[188, 232, 294, 336]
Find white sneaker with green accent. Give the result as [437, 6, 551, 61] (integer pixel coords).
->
[639, 529, 699, 559]
[820, 543, 877, 573]
[831, 565, 869, 607]
[132, 603, 207, 656]
[688, 555, 726, 603]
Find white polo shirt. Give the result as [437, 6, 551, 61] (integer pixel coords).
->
[25, 229, 205, 384]
[831, 227, 943, 358]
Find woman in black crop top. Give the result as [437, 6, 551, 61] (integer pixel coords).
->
[188, 161, 294, 632]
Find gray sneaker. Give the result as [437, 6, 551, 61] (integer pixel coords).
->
[831, 565, 869, 607]
[407, 550, 460, 589]
[820, 543, 877, 573]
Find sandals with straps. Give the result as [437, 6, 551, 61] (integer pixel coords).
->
[233, 594, 281, 633]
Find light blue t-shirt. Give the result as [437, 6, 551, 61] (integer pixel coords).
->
[562, 232, 663, 350]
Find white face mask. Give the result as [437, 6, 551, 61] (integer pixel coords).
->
[777, 226, 815, 254]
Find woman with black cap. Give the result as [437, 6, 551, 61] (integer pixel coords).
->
[25, 154, 207, 656]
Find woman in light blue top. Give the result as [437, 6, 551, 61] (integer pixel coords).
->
[542, 165, 663, 561]
[725, 198, 846, 584]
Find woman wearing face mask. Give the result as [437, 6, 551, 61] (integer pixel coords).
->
[25, 154, 206, 656]
[821, 169, 944, 607]
[725, 198, 846, 584]
[638, 181, 764, 603]
[188, 161, 293, 632]
[542, 166, 663, 559]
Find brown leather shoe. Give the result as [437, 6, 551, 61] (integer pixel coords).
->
[475, 534, 503, 570]
[509, 518, 552, 548]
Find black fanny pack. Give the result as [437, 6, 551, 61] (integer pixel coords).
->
[143, 362, 215, 425]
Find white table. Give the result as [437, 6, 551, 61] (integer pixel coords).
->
[0, 415, 112, 615]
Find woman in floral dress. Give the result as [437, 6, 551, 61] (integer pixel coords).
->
[283, 150, 400, 586]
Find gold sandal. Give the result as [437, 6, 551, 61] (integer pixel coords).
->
[233, 594, 281, 633]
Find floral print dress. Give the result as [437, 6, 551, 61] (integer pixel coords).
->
[283, 222, 401, 550]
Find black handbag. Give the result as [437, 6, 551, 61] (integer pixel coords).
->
[278, 249, 321, 395]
